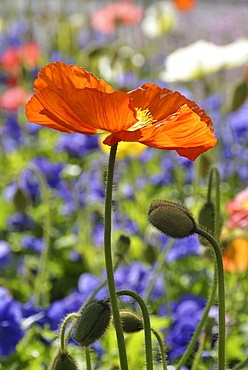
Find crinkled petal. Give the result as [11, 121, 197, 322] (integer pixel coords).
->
[34, 61, 114, 93]
[26, 86, 137, 134]
[103, 105, 217, 161]
[129, 83, 213, 130]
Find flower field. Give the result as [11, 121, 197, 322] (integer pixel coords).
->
[0, 1, 248, 369]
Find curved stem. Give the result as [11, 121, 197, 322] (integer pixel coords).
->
[104, 144, 129, 370]
[59, 313, 80, 354]
[151, 328, 168, 370]
[175, 267, 217, 370]
[85, 346, 92, 370]
[17, 164, 52, 307]
[116, 289, 153, 370]
[195, 227, 225, 370]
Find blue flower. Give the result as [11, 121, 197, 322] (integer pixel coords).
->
[7, 212, 36, 232]
[55, 132, 99, 158]
[0, 287, 24, 357]
[166, 235, 200, 263]
[21, 235, 44, 253]
[165, 294, 206, 362]
[78, 273, 108, 301]
[0, 241, 11, 268]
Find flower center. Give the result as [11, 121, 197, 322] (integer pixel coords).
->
[242, 198, 248, 210]
[128, 108, 157, 131]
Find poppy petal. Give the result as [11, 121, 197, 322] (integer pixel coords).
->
[34, 61, 114, 93]
[129, 83, 213, 130]
[26, 86, 137, 134]
[26, 88, 96, 134]
[103, 105, 216, 161]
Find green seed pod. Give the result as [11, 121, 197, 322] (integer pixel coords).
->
[52, 352, 78, 370]
[72, 300, 111, 347]
[13, 187, 30, 212]
[198, 201, 215, 235]
[119, 310, 144, 333]
[148, 200, 196, 239]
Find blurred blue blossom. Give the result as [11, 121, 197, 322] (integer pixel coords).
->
[0, 114, 23, 152]
[165, 294, 207, 362]
[0, 287, 24, 357]
[0, 241, 11, 268]
[21, 235, 44, 253]
[166, 235, 200, 263]
[55, 133, 99, 158]
[7, 212, 36, 232]
[78, 272, 108, 300]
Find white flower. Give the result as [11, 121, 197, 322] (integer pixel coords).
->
[141, 2, 177, 39]
[160, 39, 248, 82]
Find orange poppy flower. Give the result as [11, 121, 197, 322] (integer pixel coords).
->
[223, 237, 248, 273]
[173, 0, 196, 11]
[25, 61, 217, 161]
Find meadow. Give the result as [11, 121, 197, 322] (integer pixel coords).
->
[0, 1, 248, 369]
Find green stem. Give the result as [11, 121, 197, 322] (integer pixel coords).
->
[175, 268, 217, 370]
[104, 144, 129, 370]
[151, 328, 168, 370]
[116, 289, 153, 370]
[85, 346, 92, 370]
[207, 166, 221, 239]
[195, 227, 225, 370]
[191, 333, 206, 370]
[17, 164, 52, 307]
[60, 313, 80, 354]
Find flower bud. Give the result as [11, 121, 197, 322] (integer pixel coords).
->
[118, 310, 144, 333]
[72, 300, 111, 347]
[13, 187, 30, 212]
[148, 200, 196, 239]
[198, 201, 215, 235]
[115, 235, 130, 258]
[52, 352, 78, 370]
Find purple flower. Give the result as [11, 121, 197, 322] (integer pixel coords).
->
[55, 132, 99, 158]
[0, 241, 11, 268]
[7, 212, 36, 232]
[21, 235, 44, 253]
[0, 287, 24, 357]
[166, 235, 200, 263]
[165, 294, 207, 362]
[78, 273, 107, 301]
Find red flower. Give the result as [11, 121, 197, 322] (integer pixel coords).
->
[0, 41, 40, 77]
[25, 62, 217, 161]
[91, 1, 144, 35]
[226, 187, 248, 229]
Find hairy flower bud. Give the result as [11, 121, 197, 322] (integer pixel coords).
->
[115, 234, 130, 258]
[53, 352, 78, 370]
[148, 200, 196, 239]
[72, 300, 111, 347]
[118, 310, 144, 333]
[198, 201, 215, 235]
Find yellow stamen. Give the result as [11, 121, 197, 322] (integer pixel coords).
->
[128, 108, 157, 131]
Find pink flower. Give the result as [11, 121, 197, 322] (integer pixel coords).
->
[226, 187, 248, 229]
[0, 86, 31, 112]
[91, 1, 144, 35]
